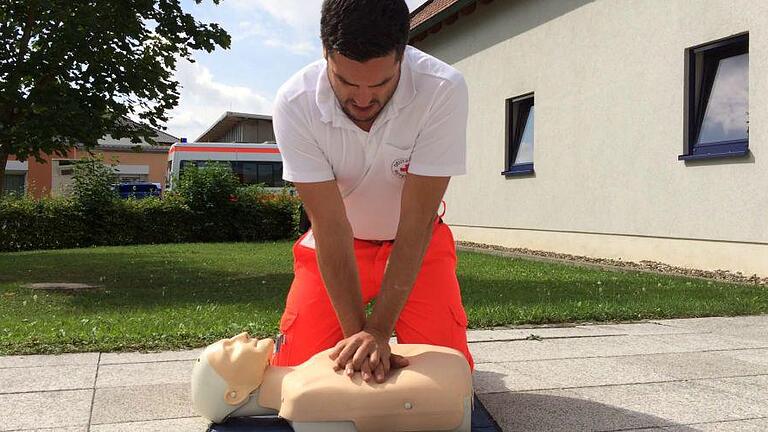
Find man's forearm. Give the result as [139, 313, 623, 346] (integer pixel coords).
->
[366, 214, 436, 338]
[313, 220, 367, 337]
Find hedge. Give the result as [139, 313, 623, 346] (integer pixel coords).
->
[0, 190, 302, 252]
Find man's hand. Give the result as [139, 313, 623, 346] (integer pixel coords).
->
[329, 329, 409, 383]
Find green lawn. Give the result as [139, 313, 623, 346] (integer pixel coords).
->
[1, 242, 766, 355]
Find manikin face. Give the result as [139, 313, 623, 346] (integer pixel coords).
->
[218, 332, 273, 372]
[206, 332, 275, 407]
[326, 50, 402, 131]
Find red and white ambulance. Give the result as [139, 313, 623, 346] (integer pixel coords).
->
[166, 142, 283, 191]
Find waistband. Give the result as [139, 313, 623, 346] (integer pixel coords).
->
[353, 217, 444, 245]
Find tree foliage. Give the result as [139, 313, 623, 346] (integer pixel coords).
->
[174, 161, 240, 212]
[0, 0, 230, 193]
[71, 154, 118, 211]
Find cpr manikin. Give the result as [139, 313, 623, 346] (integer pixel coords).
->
[191, 332, 473, 432]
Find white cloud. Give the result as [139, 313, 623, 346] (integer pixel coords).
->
[165, 59, 273, 141]
[227, 0, 321, 57]
[234, 0, 429, 28]
[263, 38, 319, 56]
[228, 0, 322, 30]
[228, 0, 429, 52]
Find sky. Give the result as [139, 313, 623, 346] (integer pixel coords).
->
[166, 0, 428, 141]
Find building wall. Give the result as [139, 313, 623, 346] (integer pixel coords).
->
[244, 119, 276, 143]
[219, 119, 275, 143]
[414, 0, 768, 275]
[7, 148, 169, 199]
[223, 125, 244, 143]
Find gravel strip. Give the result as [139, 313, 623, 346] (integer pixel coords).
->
[457, 241, 768, 286]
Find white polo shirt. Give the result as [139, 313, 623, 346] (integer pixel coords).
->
[273, 46, 468, 241]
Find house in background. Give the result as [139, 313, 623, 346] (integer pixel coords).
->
[409, 0, 766, 276]
[4, 125, 177, 198]
[195, 111, 275, 143]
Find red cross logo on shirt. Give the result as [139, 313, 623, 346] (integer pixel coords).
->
[392, 158, 410, 178]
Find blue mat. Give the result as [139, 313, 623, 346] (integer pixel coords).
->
[207, 394, 501, 432]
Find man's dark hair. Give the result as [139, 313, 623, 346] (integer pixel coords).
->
[321, 0, 410, 62]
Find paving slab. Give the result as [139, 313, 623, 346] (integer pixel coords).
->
[469, 331, 768, 365]
[582, 322, 698, 336]
[466, 322, 700, 343]
[694, 375, 768, 406]
[469, 335, 661, 364]
[648, 316, 768, 345]
[479, 355, 677, 392]
[670, 418, 768, 431]
[473, 362, 556, 393]
[715, 348, 768, 367]
[99, 349, 202, 365]
[14, 428, 87, 432]
[90, 383, 195, 425]
[651, 316, 768, 332]
[477, 390, 684, 432]
[566, 379, 768, 425]
[0, 364, 97, 394]
[89, 416, 210, 432]
[625, 417, 768, 431]
[637, 333, 768, 353]
[0, 389, 92, 431]
[0, 352, 99, 369]
[467, 325, 610, 342]
[96, 360, 194, 388]
[633, 351, 768, 380]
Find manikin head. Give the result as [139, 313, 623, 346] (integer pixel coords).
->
[191, 332, 275, 423]
[320, 0, 410, 129]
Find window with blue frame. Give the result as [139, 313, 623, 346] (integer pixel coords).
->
[502, 93, 534, 176]
[681, 33, 749, 161]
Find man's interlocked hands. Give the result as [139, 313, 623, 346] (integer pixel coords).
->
[329, 327, 409, 383]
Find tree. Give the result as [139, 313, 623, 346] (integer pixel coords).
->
[0, 0, 230, 195]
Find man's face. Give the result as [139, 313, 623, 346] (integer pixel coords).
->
[326, 50, 401, 129]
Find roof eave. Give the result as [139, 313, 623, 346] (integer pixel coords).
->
[409, 0, 472, 41]
[409, 0, 493, 44]
[195, 111, 273, 142]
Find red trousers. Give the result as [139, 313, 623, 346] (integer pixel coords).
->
[272, 219, 474, 370]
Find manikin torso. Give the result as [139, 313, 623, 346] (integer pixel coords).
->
[192, 334, 473, 432]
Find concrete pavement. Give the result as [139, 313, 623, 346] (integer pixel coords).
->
[1, 315, 768, 431]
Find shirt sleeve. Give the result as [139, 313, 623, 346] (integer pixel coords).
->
[407, 76, 468, 177]
[273, 93, 335, 183]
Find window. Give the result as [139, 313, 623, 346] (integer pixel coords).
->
[117, 174, 148, 183]
[502, 93, 535, 176]
[681, 33, 749, 161]
[180, 160, 285, 188]
[56, 159, 76, 176]
[236, 162, 285, 188]
[3, 174, 25, 195]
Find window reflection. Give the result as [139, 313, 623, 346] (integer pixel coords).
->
[697, 53, 748, 145]
[514, 106, 535, 165]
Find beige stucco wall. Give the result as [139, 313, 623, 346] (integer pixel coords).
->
[414, 0, 768, 276]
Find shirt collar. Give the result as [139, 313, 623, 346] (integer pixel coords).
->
[315, 62, 336, 124]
